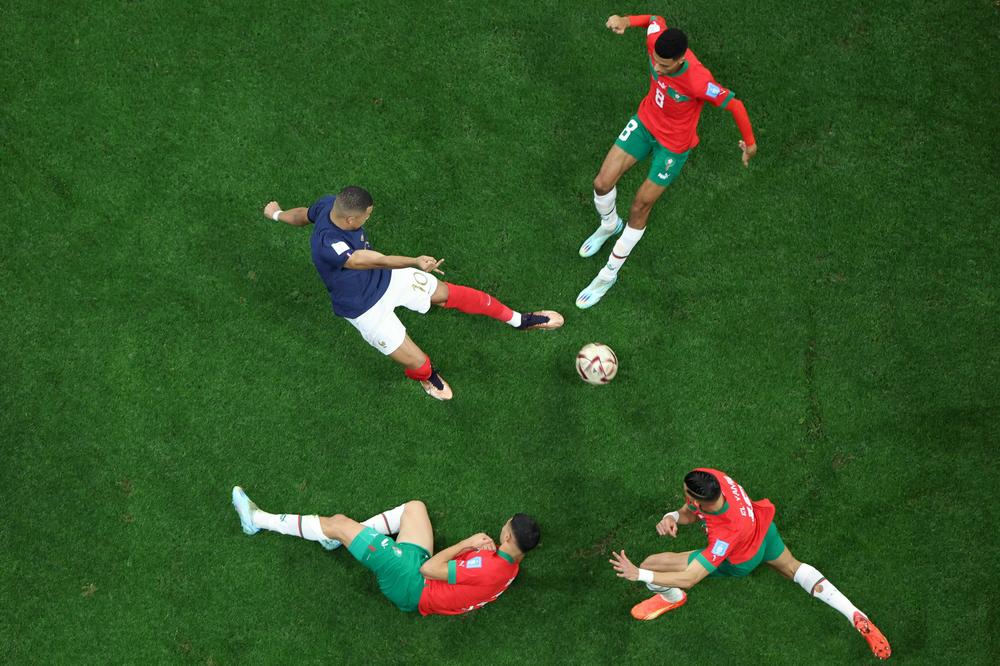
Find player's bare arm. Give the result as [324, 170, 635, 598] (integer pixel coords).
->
[262, 201, 311, 226]
[605, 15, 630, 34]
[344, 250, 445, 274]
[655, 504, 698, 536]
[610, 550, 710, 589]
[420, 533, 497, 580]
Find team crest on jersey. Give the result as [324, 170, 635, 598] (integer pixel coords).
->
[466, 556, 483, 569]
[705, 82, 723, 98]
[711, 539, 730, 557]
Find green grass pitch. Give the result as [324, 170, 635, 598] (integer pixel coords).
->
[2, 0, 998, 663]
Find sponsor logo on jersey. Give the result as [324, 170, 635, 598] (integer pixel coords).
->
[711, 539, 730, 557]
[332, 241, 351, 255]
[467, 556, 483, 569]
[705, 82, 723, 98]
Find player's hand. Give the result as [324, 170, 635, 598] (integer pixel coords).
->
[609, 550, 640, 581]
[656, 515, 679, 537]
[263, 201, 281, 220]
[414, 256, 445, 275]
[463, 533, 496, 552]
[606, 15, 630, 34]
[740, 141, 757, 168]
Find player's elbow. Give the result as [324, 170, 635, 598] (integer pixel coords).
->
[419, 562, 443, 580]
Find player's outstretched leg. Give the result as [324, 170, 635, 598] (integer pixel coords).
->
[580, 145, 637, 257]
[768, 547, 891, 660]
[390, 335, 453, 401]
[434, 282, 564, 331]
[577, 180, 664, 309]
[629, 551, 691, 620]
[230, 486, 409, 552]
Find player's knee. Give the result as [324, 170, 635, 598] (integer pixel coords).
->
[326, 513, 349, 528]
[593, 175, 615, 195]
[404, 500, 426, 515]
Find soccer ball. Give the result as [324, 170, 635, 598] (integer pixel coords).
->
[576, 343, 618, 385]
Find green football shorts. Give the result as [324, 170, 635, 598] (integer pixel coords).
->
[688, 522, 787, 578]
[348, 526, 429, 612]
[614, 114, 690, 187]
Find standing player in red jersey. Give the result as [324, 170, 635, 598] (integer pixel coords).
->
[576, 14, 758, 309]
[231, 487, 539, 616]
[609, 469, 891, 660]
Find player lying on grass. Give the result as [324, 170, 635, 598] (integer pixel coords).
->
[232, 487, 539, 616]
[576, 14, 757, 309]
[609, 468, 891, 660]
[263, 186, 562, 400]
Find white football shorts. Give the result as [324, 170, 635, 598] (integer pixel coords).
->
[345, 267, 438, 355]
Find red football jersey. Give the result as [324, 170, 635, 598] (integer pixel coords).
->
[688, 468, 775, 570]
[632, 16, 735, 153]
[417, 548, 519, 616]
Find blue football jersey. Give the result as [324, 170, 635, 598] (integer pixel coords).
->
[308, 195, 391, 318]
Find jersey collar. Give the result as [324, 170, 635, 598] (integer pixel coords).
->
[496, 550, 516, 565]
[701, 499, 729, 515]
[666, 60, 689, 77]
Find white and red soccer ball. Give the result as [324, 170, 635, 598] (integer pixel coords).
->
[576, 343, 618, 385]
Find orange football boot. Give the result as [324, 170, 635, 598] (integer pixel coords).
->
[853, 611, 891, 660]
[630, 591, 687, 620]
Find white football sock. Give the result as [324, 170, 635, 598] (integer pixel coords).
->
[793, 563, 861, 623]
[594, 188, 620, 231]
[506, 312, 522, 328]
[252, 511, 327, 542]
[598, 226, 646, 281]
[646, 582, 685, 602]
[361, 504, 406, 535]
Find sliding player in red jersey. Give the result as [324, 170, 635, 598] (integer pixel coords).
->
[263, 186, 562, 401]
[232, 487, 539, 616]
[609, 469, 891, 660]
[577, 14, 757, 309]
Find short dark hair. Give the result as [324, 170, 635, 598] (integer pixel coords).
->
[335, 186, 374, 214]
[654, 28, 688, 60]
[684, 470, 721, 501]
[511, 513, 540, 552]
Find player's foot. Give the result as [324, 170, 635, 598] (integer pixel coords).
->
[575, 275, 617, 309]
[231, 486, 260, 536]
[516, 310, 564, 331]
[853, 611, 891, 660]
[579, 218, 624, 258]
[630, 591, 687, 620]
[420, 368, 453, 401]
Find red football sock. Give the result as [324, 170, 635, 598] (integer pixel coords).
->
[443, 283, 514, 323]
[404, 356, 432, 381]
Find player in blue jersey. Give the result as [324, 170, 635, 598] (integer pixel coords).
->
[263, 186, 563, 400]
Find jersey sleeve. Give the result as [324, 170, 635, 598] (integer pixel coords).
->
[447, 554, 487, 585]
[695, 76, 736, 109]
[694, 535, 733, 573]
[316, 230, 353, 269]
[642, 16, 668, 50]
[306, 195, 336, 224]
